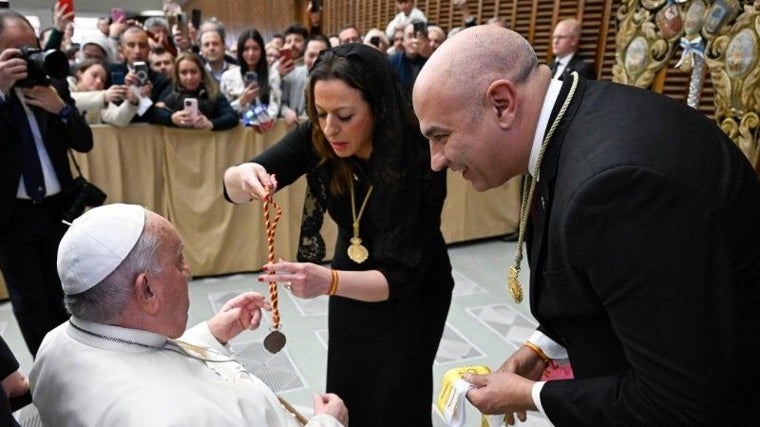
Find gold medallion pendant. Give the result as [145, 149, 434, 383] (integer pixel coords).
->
[347, 180, 374, 264]
[348, 237, 369, 263]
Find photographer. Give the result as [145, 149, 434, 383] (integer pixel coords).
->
[0, 9, 93, 357]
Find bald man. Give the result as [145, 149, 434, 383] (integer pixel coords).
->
[550, 18, 595, 80]
[413, 26, 760, 425]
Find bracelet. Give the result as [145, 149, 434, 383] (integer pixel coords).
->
[328, 269, 339, 296]
[523, 340, 551, 364]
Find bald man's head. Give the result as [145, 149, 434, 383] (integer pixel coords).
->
[414, 26, 538, 117]
[413, 26, 549, 191]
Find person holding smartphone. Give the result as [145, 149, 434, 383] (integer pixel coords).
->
[388, 21, 433, 101]
[42, 1, 75, 53]
[106, 26, 172, 124]
[153, 52, 237, 131]
[277, 23, 309, 125]
[66, 59, 139, 126]
[219, 28, 281, 133]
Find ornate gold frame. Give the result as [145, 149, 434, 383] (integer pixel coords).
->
[704, 1, 760, 172]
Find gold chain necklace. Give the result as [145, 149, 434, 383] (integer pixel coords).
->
[347, 179, 374, 263]
[507, 72, 579, 303]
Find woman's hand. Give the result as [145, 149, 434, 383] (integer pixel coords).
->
[53, 1, 74, 33]
[171, 109, 193, 127]
[237, 82, 260, 109]
[223, 163, 278, 203]
[260, 260, 332, 298]
[104, 85, 126, 104]
[193, 113, 213, 130]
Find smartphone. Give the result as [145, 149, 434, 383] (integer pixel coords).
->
[59, 0, 74, 18]
[183, 98, 199, 122]
[244, 71, 258, 86]
[111, 71, 125, 86]
[177, 12, 189, 40]
[279, 48, 292, 62]
[133, 61, 149, 86]
[413, 21, 427, 38]
[110, 7, 125, 23]
[191, 9, 202, 30]
[311, 0, 321, 12]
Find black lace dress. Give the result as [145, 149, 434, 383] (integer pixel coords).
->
[251, 120, 454, 427]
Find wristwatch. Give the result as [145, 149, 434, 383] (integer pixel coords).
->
[58, 104, 72, 120]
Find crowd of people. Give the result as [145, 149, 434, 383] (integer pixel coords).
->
[4, 0, 758, 426]
[20, 0, 528, 133]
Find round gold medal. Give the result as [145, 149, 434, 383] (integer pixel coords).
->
[348, 238, 369, 264]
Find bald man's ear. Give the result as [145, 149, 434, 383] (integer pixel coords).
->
[486, 80, 517, 129]
[135, 273, 160, 315]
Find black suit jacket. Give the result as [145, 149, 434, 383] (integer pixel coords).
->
[0, 79, 93, 233]
[529, 77, 760, 425]
[557, 53, 595, 80]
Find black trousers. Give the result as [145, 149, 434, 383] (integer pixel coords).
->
[0, 195, 71, 357]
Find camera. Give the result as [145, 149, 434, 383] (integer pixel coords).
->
[14, 46, 69, 88]
[133, 61, 149, 86]
[62, 177, 107, 224]
[369, 36, 381, 47]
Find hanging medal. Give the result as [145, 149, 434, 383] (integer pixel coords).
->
[347, 180, 373, 264]
[260, 188, 287, 353]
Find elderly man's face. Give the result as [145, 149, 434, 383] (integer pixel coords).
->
[427, 27, 445, 51]
[147, 212, 191, 338]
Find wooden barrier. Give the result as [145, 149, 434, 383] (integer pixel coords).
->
[0, 121, 520, 297]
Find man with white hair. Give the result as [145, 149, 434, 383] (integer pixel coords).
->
[413, 25, 760, 426]
[30, 204, 348, 427]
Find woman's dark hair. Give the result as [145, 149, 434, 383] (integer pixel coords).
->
[172, 51, 219, 100]
[236, 28, 270, 105]
[306, 43, 418, 195]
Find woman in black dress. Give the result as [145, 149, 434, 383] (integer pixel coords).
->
[223, 43, 454, 427]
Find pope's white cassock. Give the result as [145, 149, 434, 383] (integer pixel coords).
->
[30, 317, 340, 427]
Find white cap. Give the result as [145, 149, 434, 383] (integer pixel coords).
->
[57, 204, 146, 295]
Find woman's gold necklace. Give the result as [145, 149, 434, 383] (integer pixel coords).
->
[507, 72, 579, 303]
[347, 179, 373, 264]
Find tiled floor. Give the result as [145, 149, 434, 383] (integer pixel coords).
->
[1, 238, 552, 426]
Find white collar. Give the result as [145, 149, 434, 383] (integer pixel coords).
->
[554, 52, 576, 65]
[528, 79, 563, 178]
